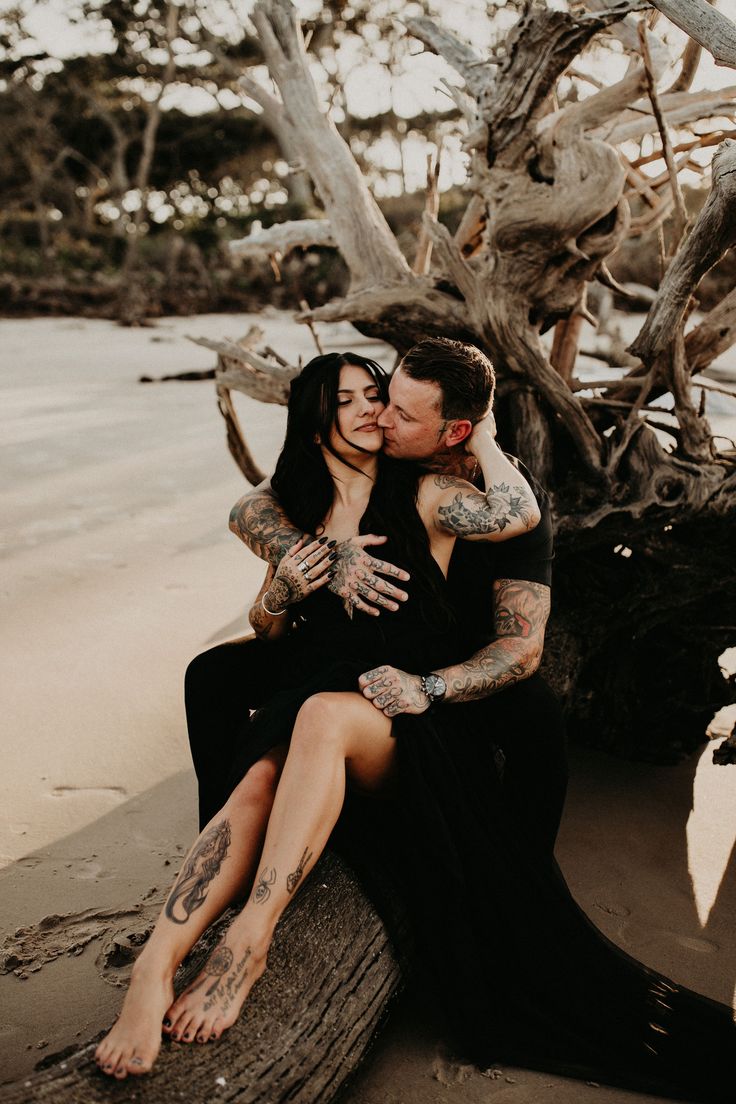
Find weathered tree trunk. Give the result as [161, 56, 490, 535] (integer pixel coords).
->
[219, 0, 736, 764]
[0, 853, 406, 1104]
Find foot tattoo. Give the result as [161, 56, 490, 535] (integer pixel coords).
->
[164, 938, 264, 1045]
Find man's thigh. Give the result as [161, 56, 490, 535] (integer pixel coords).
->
[185, 636, 290, 828]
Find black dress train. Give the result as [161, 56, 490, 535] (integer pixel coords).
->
[225, 510, 736, 1103]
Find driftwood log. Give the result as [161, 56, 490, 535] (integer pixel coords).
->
[0, 853, 406, 1104]
[208, 0, 736, 763]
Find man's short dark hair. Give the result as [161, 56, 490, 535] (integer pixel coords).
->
[399, 337, 495, 423]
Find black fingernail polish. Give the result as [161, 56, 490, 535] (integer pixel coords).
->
[318, 536, 327, 544]
[329, 550, 338, 560]
[327, 539, 337, 548]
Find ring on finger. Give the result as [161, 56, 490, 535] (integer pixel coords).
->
[298, 561, 309, 574]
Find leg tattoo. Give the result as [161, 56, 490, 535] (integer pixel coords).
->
[252, 866, 276, 904]
[165, 820, 232, 925]
[286, 847, 313, 894]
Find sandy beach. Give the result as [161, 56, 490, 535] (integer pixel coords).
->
[1, 312, 734, 1101]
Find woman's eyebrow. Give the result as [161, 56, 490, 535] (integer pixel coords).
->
[337, 385, 381, 394]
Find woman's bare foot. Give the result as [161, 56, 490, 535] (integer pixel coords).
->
[163, 931, 268, 1044]
[95, 963, 174, 1077]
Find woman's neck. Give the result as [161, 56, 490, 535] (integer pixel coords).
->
[322, 450, 378, 509]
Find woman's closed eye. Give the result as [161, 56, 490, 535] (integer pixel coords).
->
[338, 393, 382, 407]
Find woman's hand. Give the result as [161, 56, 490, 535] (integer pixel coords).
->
[358, 666, 430, 717]
[265, 537, 336, 611]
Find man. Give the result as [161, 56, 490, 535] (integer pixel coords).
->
[186, 337, 566, 852]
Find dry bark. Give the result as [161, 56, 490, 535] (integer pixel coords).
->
[630, 140, 736, 363]
[649, 0, 736, 69]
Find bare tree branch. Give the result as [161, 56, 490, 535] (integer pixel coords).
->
[630, 139, 736, 362]
[649, 0, 736, 69]
[403, 16, 496, 98]
[229, 219, 336, 261]
[638, 17, 688, 245]
[250, 0, 409, 289]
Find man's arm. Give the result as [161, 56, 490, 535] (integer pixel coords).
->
[230, 484, 410, 615]
[440, 578, 550, 702]
[229, 483, 304, 567]
[424, 415, 541, 543]
[358, 578, 550, 715]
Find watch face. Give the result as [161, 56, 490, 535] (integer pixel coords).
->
[424, 674, 446, 700]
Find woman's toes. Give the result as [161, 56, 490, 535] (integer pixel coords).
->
[168, 1012, 188, 1041]
[177, 1013, 197, 1044]
[128, 1054, 151, 1075]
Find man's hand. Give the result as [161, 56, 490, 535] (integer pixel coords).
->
[330, 535, 410, 617]
[465, 410, 497, 457]
[359, 666, 430, 717]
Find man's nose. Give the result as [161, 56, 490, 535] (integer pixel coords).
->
[377, 405, 392, 428]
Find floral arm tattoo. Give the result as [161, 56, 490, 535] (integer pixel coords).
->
[440, 579, 551, 703]
[433, 475, 538, 539]
[229, 486, 304, 566]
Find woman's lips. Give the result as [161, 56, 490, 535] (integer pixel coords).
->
[356, 423, 380, 432]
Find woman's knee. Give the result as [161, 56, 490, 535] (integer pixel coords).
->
[292, 693, 351, 751]
[228, 754, 282, 810]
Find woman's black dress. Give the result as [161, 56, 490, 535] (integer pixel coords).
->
[226, 513, 736, 1103]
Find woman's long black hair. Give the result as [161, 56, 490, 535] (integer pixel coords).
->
[271, 352, 455, 632]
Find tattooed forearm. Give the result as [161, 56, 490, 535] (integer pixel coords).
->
[437, 483, 536, 538]
[440, 580, 550, 703]
[252, 866, 276, 904]
[286, 847, 313, 894]
[443, 638, 532, 702]
[230, 490, 304, 566]
[165, 820, 232, 924]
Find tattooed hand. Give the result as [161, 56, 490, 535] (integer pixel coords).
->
[329, 535, 410, 617]
[266, 537, 337, 611]
[358, 666, 431, 717]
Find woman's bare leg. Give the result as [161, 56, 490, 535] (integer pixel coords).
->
[94, 749, 285, 1078]
[164, 692, 394, 1044]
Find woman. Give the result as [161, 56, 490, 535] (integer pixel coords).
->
[95, 351, 541, 1078]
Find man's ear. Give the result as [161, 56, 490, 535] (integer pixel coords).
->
[444, 419, 473, 448]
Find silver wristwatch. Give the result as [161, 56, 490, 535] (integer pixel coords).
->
[420, 672, 447, 704]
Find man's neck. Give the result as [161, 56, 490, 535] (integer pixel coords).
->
[424, 448, 479, 483]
